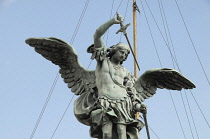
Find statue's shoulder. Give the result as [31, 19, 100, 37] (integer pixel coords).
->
[87, 44, 107, 61]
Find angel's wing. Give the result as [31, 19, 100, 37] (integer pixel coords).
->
[134, 68, 196, 100]
[25, 37, 96, 95]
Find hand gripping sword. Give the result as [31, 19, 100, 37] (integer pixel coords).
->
[116, 22, 140, 71]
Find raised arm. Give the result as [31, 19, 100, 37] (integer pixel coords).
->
[94, 13, 124, 49]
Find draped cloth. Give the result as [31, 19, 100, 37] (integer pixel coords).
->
[74, 92, 144, 139]
[74, 47, 144, 138]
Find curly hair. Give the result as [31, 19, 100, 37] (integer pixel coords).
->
[107, 42, 130, 64]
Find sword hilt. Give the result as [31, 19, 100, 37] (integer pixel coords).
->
[116, 21, 140, 71]
[116, 22, 130, 35]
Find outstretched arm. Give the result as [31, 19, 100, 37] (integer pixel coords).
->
[94, 13, 124, 49]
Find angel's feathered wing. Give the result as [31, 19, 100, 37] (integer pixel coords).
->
[25, 37, 96, 95]
[134, 68, 196, 100]
[26, 37, 97, 125]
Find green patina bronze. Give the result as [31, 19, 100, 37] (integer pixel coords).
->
[25, 13, 195, 139]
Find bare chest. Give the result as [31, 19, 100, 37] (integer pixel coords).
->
[95, 60, 129, 98]
[96, 59, 127, 81]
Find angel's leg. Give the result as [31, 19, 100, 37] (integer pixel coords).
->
[102, 121, 113, 139]
[117, 124, 127, 139]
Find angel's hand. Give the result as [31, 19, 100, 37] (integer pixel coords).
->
[113, 12, 124, 24]
[140, 103, 147, 114]
[134, 103, 147, 114]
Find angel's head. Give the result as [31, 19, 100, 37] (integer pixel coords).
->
[107, 42, 130, 64]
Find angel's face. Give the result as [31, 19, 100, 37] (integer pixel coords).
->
[113, 49, 129, 63]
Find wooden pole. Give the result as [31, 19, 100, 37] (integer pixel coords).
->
[133, 0, 138, 78]
[133, 1, 140, 139]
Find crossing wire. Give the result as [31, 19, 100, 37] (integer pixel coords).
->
[140, 0, 162, 68]
[159, 0, 208, 135]
[51, 0, 126, 138]
[174, 0, 210, 86]
[119, 0, 130, 42]
[51, 95, 75, 139]
[148, 126, 160, 139]
[140, 1, 186, 138]
[116, 0, 124, 12]
[30, 73, 59, 139]
[51, 60, 93, 138]
[184, 90, 200, 139]
[143, 0, 209, 136]
[50, 0, 92, 138]
[157, 0, 169, 46]
[180, 91, 195, 139]
[105, 0, 115, 45]
[157, 0, 198, 138]
[174, 0, 210, 129]
[29, 0, 91, 138]
[169, 91, 187, 139]
[51, 0, 130, 137]
[190, 90, 210, 128]
[140, 0, 193, 138]
[104, 0, 125, 43]
[70, 0, 91, 44]
[118, 2, 162, 139]
[158, 0, 178, 66]
[104, 0, 124, 44]
[157, 0, 177, 67]
[143, 0, 180, 69]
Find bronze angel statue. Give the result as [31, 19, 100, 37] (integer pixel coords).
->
[25, 13, 195, 139]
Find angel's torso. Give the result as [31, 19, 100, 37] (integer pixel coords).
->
[95, 58, 128, 99]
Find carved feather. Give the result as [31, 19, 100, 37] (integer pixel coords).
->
[25, 37, 96, 95]
[134, 68, 196, 101]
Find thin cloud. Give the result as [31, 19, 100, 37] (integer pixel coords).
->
[0, 0, 16, 7]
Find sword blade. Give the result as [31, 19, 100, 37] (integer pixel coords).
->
[143, 114, 151, 139]
[124, 34, 141, 71]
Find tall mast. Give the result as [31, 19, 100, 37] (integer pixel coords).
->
[133, 1, 140, 139]
[133, 0, 138, 78]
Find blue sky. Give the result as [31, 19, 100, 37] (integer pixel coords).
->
[0, 0, 210, 139]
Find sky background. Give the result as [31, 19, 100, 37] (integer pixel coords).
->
[0, 0, 210, 139]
